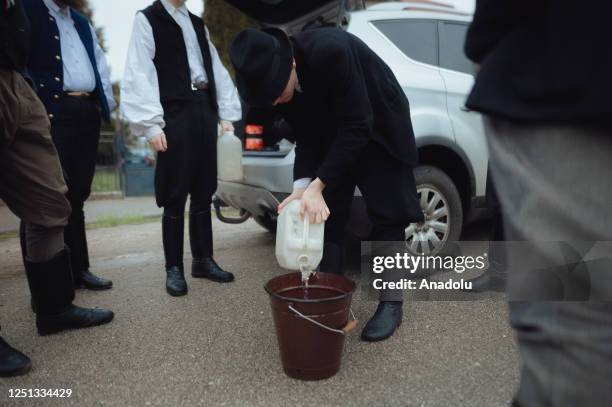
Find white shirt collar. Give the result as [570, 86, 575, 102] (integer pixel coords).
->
[42, 0, 70, 17]
[161, 0, 190, 17]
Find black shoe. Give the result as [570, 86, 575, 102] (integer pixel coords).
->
[463, 266, 507, 293]
[361, 301, 403, 342]
[75, 270, 113, 290]
[192, 257, 234, 283]
[0, 337, 32, 377]
[166, 266, 188, 296]
[36, 305, 114, 336]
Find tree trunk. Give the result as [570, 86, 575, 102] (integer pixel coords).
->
[203, 0, 255, 77]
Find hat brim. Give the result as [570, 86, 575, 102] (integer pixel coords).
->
[237, 28, 294, 107]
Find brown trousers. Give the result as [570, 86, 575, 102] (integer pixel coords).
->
[0, 70, 70, 228]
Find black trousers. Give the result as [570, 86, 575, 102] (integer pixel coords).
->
[50, 96, 100, 275]
[319, 142, 423, 301]
[155, 91, 217, 212]
[156, 91, 218, 265]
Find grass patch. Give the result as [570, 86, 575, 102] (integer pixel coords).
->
[0, 215, 161, 241]
[0, 230, 17, 240]
[89, 214, 160, 229]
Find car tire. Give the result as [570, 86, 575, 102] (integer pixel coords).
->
[407, 165, 463, 255]
[253, 215, 277, 234]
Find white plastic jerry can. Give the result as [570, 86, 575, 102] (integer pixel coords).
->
[275, 200, 325, 271]
[217, 131, 243, 182]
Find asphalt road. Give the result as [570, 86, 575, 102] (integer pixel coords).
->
[0, 218, 519, 407]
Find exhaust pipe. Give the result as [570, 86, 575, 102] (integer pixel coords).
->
[213, 195, 251, 224]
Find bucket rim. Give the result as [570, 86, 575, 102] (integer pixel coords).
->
[264, 272, 356, 304]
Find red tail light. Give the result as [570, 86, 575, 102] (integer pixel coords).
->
[245, 138, 264, 150]
[245, 124, 264, 136]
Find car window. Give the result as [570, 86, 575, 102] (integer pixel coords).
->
[372, 20, 438, 66]
[439, 22, 473, 75]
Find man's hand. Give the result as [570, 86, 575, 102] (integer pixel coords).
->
[278, 188, 306, 214]
[300, 178, 329, 224]
[149, 132, 168, 152]
[221, 121, 234, 133]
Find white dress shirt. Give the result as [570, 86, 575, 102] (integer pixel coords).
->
[42, 0, 116, 111]
[120, 0, 242, 140]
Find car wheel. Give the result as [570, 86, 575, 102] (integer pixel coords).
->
[406, 165, 463, 255]
[253, 215, 277, 234]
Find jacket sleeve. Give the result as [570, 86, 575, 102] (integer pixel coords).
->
[313, 39, 373, 190]
[465, 0, 519, 64]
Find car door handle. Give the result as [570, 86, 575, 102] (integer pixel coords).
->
[460, 105, 472, 112]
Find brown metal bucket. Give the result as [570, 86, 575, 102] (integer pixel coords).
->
[264, 272, 357, 380]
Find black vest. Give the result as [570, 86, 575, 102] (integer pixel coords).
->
[23, 0, 111, 122]
[0, 0, 30, 72]
[142, 1, 217, 112]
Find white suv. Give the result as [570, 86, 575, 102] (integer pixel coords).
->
[215, 1, 488, 255]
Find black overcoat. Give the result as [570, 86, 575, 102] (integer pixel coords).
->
[278, 27, 418, 191]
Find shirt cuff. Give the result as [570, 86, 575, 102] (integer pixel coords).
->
[144, 125, 163, 141]
[293, 178, 312, 190]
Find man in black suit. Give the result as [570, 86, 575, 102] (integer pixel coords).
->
[231, 27, 423, 342]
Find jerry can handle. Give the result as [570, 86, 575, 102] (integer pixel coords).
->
[302, 214, 310, 250]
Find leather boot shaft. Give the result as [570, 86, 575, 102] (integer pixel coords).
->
[189, 210, 213, 259]
[24, 248, 75, 316]
[64, 209, 90, 280]
[162, 214, 184, 269]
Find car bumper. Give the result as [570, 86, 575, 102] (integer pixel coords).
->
[216, 181, 285, 218]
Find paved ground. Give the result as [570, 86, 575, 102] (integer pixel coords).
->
[0, 197, 162, 233]
[0, 216, 519, 407]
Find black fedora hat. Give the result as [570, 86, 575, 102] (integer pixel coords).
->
[230, 28, 293, 107]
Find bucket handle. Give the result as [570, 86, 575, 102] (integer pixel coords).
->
[287, 305, 358, 336]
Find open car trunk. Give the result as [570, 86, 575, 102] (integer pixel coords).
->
[224, 0, 341, 32]
[222, 0, 367, 33]
[223, 0, 366, 157]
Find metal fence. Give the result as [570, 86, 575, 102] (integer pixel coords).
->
[92, 123, 123, 197]
[97, 112, 157, 198]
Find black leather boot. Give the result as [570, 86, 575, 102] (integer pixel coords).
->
[191, 258, 234, 282]
[19, 222, 37, 313]
[190, 211, 234, 282]
[163, 214, 187, 296]
[166, 266, 187, 297]
[361, 301, 403, 342]
[0, 336, 32, 377]
[67, 210, 113, 290]
[463, 243, 507, 293]
[463, 267, 507, 293]
[76, 270, 113, 291]
[24, 248, 114, 336]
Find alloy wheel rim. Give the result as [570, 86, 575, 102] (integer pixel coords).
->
[405, 185, 450, 255]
